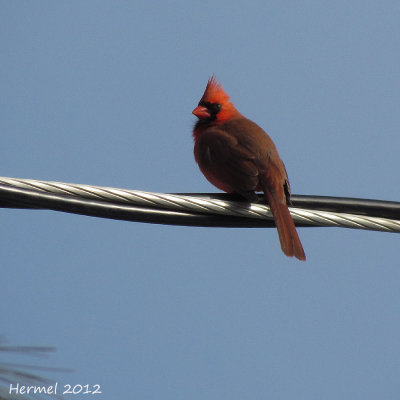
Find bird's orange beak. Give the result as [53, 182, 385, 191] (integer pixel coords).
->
[192, 106, 210, 119]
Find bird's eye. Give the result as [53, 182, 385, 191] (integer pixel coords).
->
[211, 103, 221, 113]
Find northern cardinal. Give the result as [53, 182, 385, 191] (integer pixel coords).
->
[192, 76, 306, 261]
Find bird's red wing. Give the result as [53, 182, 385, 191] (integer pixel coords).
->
[194, 128, 259, 199]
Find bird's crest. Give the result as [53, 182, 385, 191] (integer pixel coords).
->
[200, 75, 231, 105]
[198, 76, 239, 122]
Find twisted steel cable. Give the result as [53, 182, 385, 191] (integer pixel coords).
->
[0, 177, 399, 233]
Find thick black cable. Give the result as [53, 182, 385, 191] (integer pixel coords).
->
[1, 183, 399, 229]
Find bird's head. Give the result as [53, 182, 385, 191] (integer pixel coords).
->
[192, 76, 239, 124]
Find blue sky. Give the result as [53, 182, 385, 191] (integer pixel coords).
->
[1, 1, 400, 399]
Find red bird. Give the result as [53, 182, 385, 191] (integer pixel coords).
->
[192, 77, 306, 261]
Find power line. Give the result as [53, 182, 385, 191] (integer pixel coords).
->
[0, 177, 399, 232]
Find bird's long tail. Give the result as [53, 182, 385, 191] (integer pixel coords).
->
[262, 186, 306, 261]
